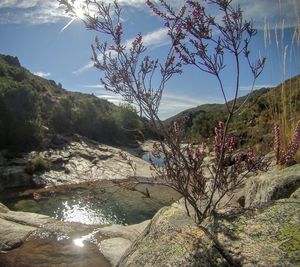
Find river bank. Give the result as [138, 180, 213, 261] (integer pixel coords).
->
[1, 135, 299, 266]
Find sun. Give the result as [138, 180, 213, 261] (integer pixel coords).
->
[73, 2, 86, 20]
[60, 0, 89, 33]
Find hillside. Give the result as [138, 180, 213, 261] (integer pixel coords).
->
[0, 54, 146, 151]
[165, 75, 300, 152]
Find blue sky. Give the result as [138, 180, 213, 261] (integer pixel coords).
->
[0, 0, 299, 119]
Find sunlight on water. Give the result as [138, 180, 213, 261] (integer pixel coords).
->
[55, 200, 121, 225]
[3, 184, 179, 226]
[73, 238, 85, 247]
[3, 183, 180, 225]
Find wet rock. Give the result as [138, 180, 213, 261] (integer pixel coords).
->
[0, 207, 110, 267]
[0, 217, 36, 251]
[0, 203, 110, 266]
[244, 164, 300, 208]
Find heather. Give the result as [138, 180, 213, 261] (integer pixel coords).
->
[0, 0, 299, 266]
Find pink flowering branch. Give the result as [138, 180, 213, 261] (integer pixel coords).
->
[275, 120, 300, 165]
[58, 1, 267, 265]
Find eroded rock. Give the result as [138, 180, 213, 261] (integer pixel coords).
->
[0, 135, 153, 191]
[119, 187, 300, 267]
[244, 164, 300, 208]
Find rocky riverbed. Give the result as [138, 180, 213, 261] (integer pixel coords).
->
[1, 135, 299, 266]
[0, 134, 153, 194]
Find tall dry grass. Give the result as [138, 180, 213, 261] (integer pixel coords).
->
[264, 0, 300, 161]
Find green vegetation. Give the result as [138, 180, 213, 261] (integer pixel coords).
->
[167, 75, 300, 153]
[279, 224, 300, 262]
[0, 54, 146, 151]
[26, 155, 52, 174]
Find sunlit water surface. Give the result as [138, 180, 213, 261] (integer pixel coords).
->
[3, 182, 180, 225]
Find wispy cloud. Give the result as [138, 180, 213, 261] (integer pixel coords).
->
[0, 0, 298, 28]
[139, 28, 169, 48]
[159, 93, 206, 119]
[72, 61, 94, 75]
[34, 71, 51, 78]
[0, 1, 65, 25]
[96, 92, 124, 104]
[83, 84, 105, 89]
[239, 84, 275, 91]
[0, 0, 39, 9]
[232, 0, 299, 29]
[94, 89, 205, 119]
[73, 27, 169, 75]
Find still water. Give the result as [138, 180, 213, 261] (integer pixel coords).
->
[2, 182, 180, 225]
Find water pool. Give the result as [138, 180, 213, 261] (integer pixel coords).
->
[2, 181, 180, 225]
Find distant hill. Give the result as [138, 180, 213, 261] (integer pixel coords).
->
[0, 54, 147, 151]
[165, 74, 300, 152]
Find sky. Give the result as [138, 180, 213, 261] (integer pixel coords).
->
[0, 0, 299, 119]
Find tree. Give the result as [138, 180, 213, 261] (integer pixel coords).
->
[58, 0, 266, 265]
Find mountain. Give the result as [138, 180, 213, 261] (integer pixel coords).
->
[0, 54, 147, 151]
[165, 74, 300, 152]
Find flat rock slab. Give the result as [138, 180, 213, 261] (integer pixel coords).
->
[35, 138, 153, 186]
[0, 217, 36, 251]
[97, 220, 150, 241]
[100, 237, 132, 267]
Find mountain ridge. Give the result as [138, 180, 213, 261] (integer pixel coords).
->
[0, 54, 146, 151]
[164, 74, 300, 152]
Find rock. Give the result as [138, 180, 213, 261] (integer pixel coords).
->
[34, 137, 153, 186]
[290, 187, 300, 199]
[97, 220, 150, 241]
[0, 217, 36, 251]
[93, 220, 150, 266]
[244, 164, 300, 208]
[8, 158, 28, 166]
[0, 166, 32, 190]
[119, 188, 300, 267]
[0, 135, 153, 191]
[0, 203, 9, 213]
[0, 206, 110, 267]
[100, 237, 132, 267]
[51, 134, 69, 147]
[119, 206, 206, 267]
[0, 211, 54, 229]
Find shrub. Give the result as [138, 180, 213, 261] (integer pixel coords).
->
[58, 1, 266, 265]
[26, 155, 51, 174]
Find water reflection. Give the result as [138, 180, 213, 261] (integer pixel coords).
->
[73, 238, 85, 247]
[0, 234, 110, 267]
[142, 152, 165, 167]
[3, 183, 180, 225]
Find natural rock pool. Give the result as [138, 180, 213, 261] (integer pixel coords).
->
[1, 181, 180, 225]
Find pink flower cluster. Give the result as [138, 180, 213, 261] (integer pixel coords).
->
[247, 150, 255, 164]
[214, 121, 237, 158]
[186, 143, 207, 162]
[114, 23, 123, 45]
[280, 120, 300, 164]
